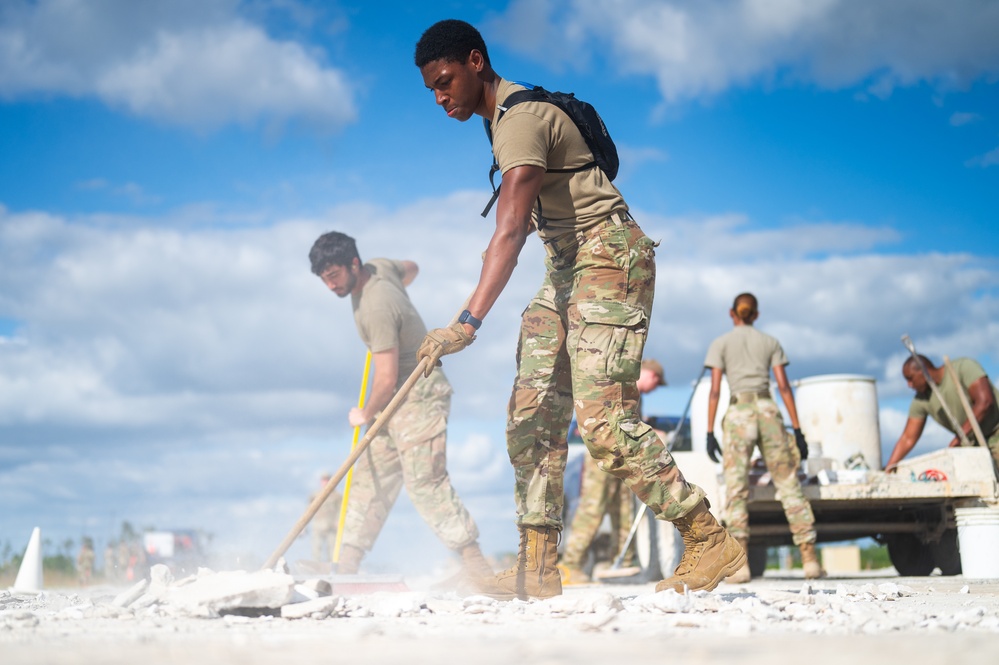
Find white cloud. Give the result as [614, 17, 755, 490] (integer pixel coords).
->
[0, 0, 355, 132]
[4, 194, 999, 567]
[4, 197, 994, 442]
[74, 178, 160, 205]
[950, 111, 983, 126]
[488, 0, 999, 102]
[966, 145, 999, 168]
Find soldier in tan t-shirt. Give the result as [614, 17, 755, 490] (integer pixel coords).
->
[703, 292, 821, 582]
[414, 19, 745, 600]
[885, 354, 999, 471]
[308, 231, 493, 585]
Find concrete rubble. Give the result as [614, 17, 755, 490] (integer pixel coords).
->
[1, 569, 998, 637]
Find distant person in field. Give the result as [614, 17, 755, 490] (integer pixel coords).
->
[77, 537, 95, 586]
[309, 472, 342, 564]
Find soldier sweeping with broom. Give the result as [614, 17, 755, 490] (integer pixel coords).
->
[307, 231, 493, 585]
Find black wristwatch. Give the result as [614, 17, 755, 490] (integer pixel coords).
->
[458, 309, 483, 330]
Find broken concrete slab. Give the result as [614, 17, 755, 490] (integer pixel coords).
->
[165, 569, 295, 617]
[280, 596, 340, 620]
[299, 578, 333, 597]
[329, 574, 408, 594]
[112, 580, 149, 608]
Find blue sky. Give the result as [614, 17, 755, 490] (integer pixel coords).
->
[1, 0, 998, 573]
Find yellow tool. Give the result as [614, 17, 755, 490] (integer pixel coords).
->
[333, 350, 372, 563]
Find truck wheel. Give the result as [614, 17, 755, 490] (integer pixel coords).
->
[928, 529, 962, 576]
[885, 533, 935, 576]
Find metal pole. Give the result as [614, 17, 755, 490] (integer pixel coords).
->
[943, 355, 987, 448]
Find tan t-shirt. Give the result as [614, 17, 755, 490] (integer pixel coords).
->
[908, 357, 999, 436]
[704, 325, 789, 395]
[490, 78, 627, 239]
[351, 259, 435, 390]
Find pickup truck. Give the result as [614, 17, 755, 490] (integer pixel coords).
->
[563, 374, 999, 581]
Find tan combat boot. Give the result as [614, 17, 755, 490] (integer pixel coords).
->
[655, 502, 747, 593]
[799, 541, 824, 579]
[724, 537, 752, 584]
[459, 542, 495, 579]
[335, 543, 364, 575]
[472, 526, 562, 600]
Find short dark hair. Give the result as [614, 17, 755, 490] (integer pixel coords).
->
[903, 354, 935, 374]
[414, 19, 489, 68]
[309, 231, 360, 276]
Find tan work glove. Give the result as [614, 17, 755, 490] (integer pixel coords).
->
[417, 322, 475, 377]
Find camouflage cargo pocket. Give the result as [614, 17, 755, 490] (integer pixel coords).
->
[575, 300, 647, 382]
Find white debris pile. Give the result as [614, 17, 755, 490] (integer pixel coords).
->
[442, 582, 999, 636]
[3, 575, 999, 637]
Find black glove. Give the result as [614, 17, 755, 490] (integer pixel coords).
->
[706, 432, 722, 463]
[793, 428, 808, 460]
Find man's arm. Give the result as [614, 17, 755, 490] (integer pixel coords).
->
[883, 417, 927, 472]
[957, 376, 997, 444]
[773, 364, 801, 429]
[400, 261, 419, 287]
[348, 348, 399, 427]
[461, 164, 544, 334]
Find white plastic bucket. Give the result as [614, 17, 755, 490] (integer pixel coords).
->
[793, 374, 882, 470]
[955, 507, 999, 578]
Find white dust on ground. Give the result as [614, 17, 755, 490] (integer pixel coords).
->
[3, 570, 999, 664]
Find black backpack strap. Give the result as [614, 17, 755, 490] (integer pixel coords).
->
[482, 117, 501, 217]
[480, 93, 546, 226]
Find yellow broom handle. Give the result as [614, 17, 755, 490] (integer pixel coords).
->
[333, 350, 372, 562]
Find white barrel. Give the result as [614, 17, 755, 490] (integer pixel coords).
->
[793, 374, 881, 470]
[690, 375, 730, 457]
[956, 507, 999, 578]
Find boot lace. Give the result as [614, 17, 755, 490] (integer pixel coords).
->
[671, 518, 706, 577]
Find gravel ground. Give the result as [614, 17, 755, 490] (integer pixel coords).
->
[4, 570, 999, 664]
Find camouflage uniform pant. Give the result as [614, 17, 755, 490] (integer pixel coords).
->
[508, 215, 705, 530]
[341, 369, 479, 552]
[721, 398, 816, 545]
[312, 527, 337, 563]
[310, 491, 341, 562]
[562, 453, 637, 568]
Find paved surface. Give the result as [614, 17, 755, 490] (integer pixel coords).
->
[4, 570, 999, 664]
